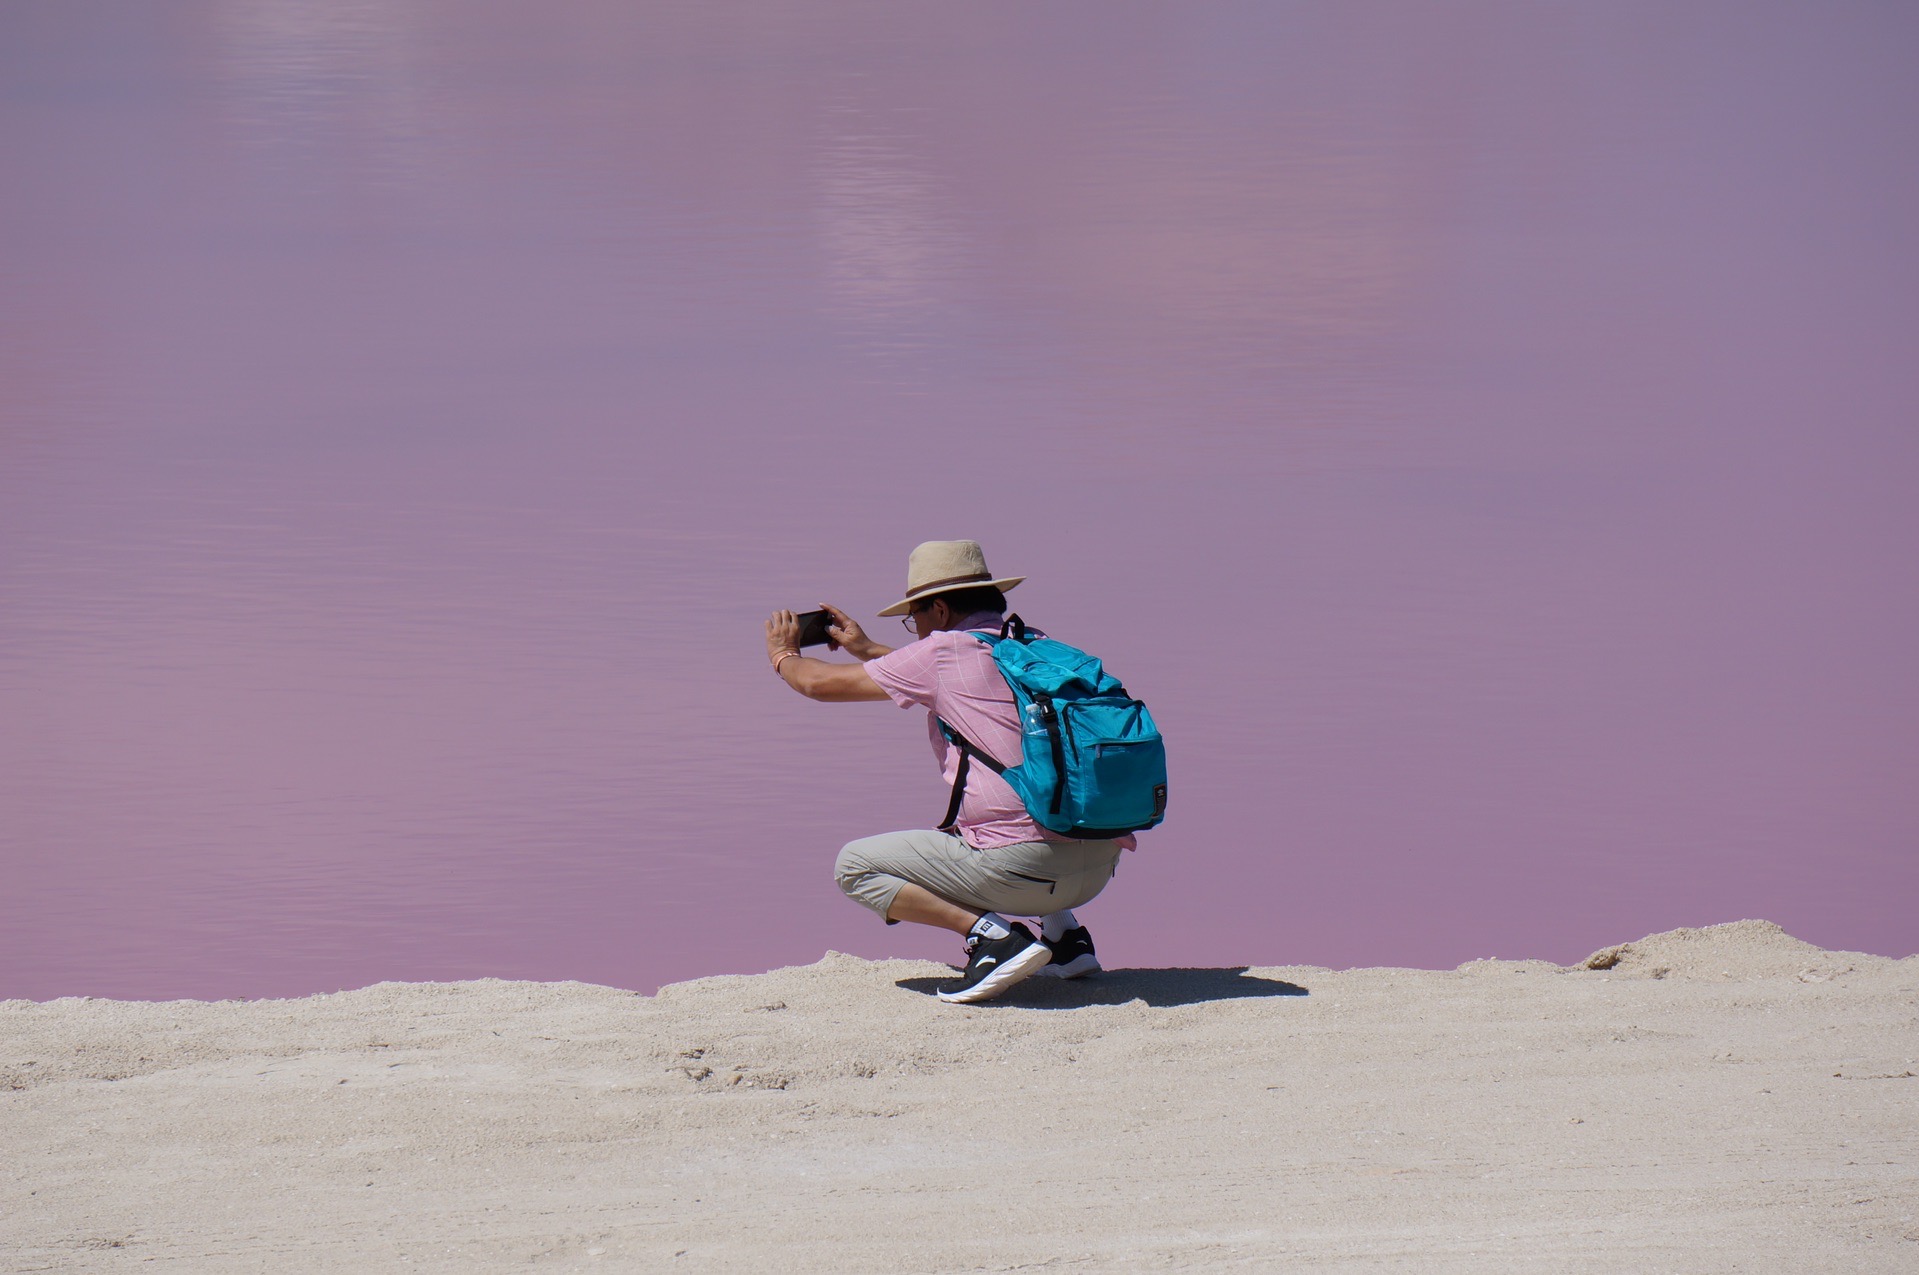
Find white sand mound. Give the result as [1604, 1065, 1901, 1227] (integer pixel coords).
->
[1577, 919, 1886, 980]
[4, 924, 1915, 1273]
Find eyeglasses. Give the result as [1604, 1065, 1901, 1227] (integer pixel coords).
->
[899, 602, 932, 633]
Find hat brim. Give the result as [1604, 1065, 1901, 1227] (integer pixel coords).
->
[877, 576, 1025, 617]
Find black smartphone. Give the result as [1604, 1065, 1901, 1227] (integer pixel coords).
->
[793, 609, 836, 648]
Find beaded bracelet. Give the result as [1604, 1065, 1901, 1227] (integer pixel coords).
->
[772, 649, 801, 676]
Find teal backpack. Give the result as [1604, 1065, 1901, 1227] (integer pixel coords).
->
[937, 616, 1167, 839]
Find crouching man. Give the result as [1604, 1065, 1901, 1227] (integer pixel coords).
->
[763, 540, 1130, 1003]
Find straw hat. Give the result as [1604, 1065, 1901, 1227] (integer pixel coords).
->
[876, 540, 1026, 617]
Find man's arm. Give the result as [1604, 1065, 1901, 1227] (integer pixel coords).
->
[780, 656, 892, 702]
[765, 608, 893, 702]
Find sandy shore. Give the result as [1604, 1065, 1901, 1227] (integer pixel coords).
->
[3, 921, 1914, 1272]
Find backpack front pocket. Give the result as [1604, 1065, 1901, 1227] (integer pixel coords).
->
[1089, 740, 1165, 825]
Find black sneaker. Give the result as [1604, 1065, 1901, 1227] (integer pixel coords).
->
[1031, 925, 1100, 979]
[937, 923, 1052, 1004]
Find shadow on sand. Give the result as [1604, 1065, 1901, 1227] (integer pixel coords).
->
[895, 966, 1309, 1009]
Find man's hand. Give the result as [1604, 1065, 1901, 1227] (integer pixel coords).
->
[819, 602, 890, 662]
[765, 610, 803, 665]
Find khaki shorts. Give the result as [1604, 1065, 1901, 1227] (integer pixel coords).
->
[835, 828, 1122, 922]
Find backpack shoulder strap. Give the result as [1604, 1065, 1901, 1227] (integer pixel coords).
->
[933, 619, 1025, 832]
[934, 718, 1007, 832]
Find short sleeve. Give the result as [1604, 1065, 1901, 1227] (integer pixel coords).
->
[862, 638, 942, 710]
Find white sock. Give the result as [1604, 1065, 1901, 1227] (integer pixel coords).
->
[969, 912, 1012, 941]
[1041, 909, 1078, 942]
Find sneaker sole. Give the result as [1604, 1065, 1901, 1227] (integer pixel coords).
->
[1031, 954, 1101, 980]
[937, 940, 1054, 1004]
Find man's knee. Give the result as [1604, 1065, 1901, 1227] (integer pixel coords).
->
[834, 837, 877, 896]
[835, 836, 907, 921]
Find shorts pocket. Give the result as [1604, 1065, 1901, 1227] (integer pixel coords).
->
[1005, 870, 1057, 893]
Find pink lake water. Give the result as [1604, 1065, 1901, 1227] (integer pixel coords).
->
[4, 2, 1916, 1001]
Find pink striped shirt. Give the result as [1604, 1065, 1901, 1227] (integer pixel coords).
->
[863, 618, 1135, 852]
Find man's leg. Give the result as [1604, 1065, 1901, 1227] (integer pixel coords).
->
[836, 829, 1008, 928]
[884, 882, 980, 934]
[990, 839, 1122, 981]
[835, 830, 1054, 1004]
